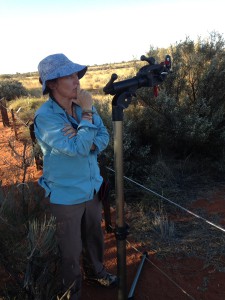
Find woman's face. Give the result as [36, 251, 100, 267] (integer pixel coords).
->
[50, 73, 80, 100]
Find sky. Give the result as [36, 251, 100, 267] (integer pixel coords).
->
[0, 0, 224, 74]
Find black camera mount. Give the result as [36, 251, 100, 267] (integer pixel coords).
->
[104, 55, 171, 122]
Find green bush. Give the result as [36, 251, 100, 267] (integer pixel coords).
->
[98, 31, 225, 184]
[136, 32, 225, 160]
[0, 79, 28, 101]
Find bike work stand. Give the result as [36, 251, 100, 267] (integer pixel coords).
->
[104, 54, 171, 300]
[112, 91, 147, 300]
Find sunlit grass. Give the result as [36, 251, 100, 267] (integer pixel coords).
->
[8, 97, 46, 123]
[18, 76, 40, 89]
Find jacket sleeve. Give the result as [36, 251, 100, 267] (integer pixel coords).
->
[34, 112, 98, 157]
[91, 108, 109, 153]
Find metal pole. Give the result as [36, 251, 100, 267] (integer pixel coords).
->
[114, 120, 127, 300]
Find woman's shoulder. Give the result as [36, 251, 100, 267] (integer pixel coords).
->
[35, 99, 53, 117]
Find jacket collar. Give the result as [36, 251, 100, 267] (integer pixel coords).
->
[50, 97, 68, 115]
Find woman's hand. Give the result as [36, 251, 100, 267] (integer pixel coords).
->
[62, 124, 96, 151]
[73, 89, 93, 110]
[62, 124, 77, 139]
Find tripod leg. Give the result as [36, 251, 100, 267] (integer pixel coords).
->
[128, 252, 148, 299]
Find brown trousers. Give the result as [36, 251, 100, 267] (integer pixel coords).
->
[50, 194, 106, 300]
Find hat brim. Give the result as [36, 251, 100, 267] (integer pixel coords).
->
[78, 66, 87, 79]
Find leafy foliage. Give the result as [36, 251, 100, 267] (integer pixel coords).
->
[136, 32, 225, 161]
[0, 79, 28, 101]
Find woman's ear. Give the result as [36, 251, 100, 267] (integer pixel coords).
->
[46, 79, 57, 91]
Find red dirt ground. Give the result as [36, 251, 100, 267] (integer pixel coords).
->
[1, 120, 225, 300]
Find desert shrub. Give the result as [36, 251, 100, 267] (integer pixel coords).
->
[122, 105, 152, 178]
[135, 91, 221, 156]
[136, 32, 225, 160]
[0, 79, 28, 101]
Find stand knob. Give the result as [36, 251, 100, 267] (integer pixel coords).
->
[103, 73, 118, 94]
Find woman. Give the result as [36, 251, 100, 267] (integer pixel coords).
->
[34, 53, 117, 300]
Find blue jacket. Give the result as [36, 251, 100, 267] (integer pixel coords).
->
[34, 98, 109, 205]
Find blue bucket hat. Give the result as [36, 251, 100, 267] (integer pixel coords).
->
[38, 53, 87, 94]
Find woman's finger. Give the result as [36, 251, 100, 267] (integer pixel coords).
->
[62, 124, 77, 136]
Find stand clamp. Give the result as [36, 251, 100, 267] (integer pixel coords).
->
[115, 224, 130, 241]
